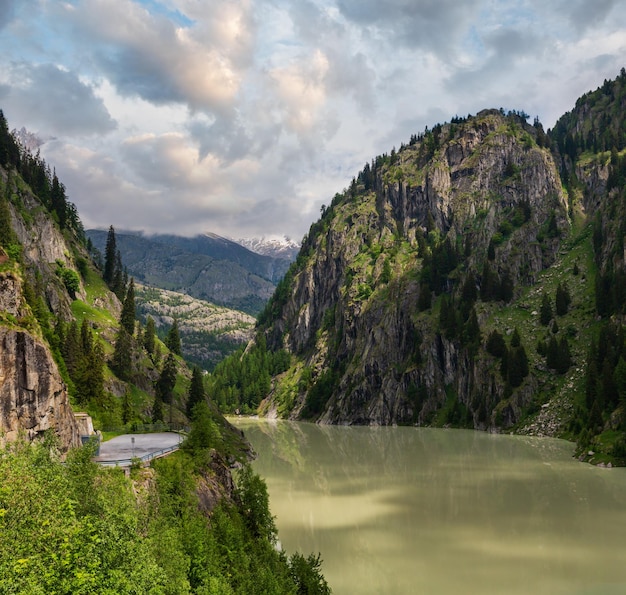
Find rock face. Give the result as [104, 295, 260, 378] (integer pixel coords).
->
[0, 328, 80, 450]
[262, 111, 571, 429]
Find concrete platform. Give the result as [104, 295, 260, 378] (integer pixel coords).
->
[94, 432, 183, 466]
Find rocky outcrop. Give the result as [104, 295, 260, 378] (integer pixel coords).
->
[9, 189, 85, 320]
[0, 328, 80, 451]
[263, 111, 571, 429]
[0, 272, 22, 317]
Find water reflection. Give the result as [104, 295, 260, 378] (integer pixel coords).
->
[232, 419, 626, 595]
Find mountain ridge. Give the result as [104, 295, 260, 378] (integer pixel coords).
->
[210, 71, 626, 464]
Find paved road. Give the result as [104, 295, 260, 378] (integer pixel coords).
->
[93, 432, 183, 465]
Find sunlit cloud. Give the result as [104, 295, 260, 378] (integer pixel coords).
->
[0, 0, 624, 239]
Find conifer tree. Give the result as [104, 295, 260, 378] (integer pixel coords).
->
[555, 282, 571, 316]
[103, 225, 117, 285]
[152, 395, 164, 423]
[156, 353, 177, 405]
[0, 193, 15, 249]
[144, 316, 156, 355]
[166, 318, 181, 356]
[111, 328, 132, 381]
[187, 366, 206, 418]
[119, 278, 136, 336]
[540, 292, 552, 325]
[546, 336, 559, 370]
[486, 330, 506, 357]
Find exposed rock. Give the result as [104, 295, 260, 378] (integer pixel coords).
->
[0, 328, 80, 451]
[195, 450, 237, 515]
[0, 272, 22, 317]
[264, 111, 568, 429]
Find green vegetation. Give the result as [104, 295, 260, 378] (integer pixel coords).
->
[207, 335, 291, 413]
[0, 425, 330, 594]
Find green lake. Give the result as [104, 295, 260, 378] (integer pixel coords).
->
[231, 418, 626, 595]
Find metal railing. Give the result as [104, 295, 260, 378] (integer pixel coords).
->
[96, 443, 181, 467]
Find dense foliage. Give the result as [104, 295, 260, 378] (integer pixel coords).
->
[207, 335, 291, 413]
[0, 425, 330, 594]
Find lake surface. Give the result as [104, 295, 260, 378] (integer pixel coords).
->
[231, 418, 626, 595]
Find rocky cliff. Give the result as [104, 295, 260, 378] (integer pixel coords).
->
[258, 108, 589, 431]
[0, 326, 80, 449]
[0, 163, 86, 451]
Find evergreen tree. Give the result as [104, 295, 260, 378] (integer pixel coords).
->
[119, 278, 136, 336]
[103, 225, 117, 285]
[0, 192, 16, 249]
[152, 395, 164, 423]
[111, 328, 132, 381]
[555, 282, 571, 316]
[76, 342, 105, 406]
[62, 320, 81, 379]
[546, 336, 559, 370]
[144, 315, 156, 355]
[50, 172, 67, 229]
[462, 307, 481, 349]
[166, 318, 182, 356]
[417, 280, 432, 311]
[480, 261, 498, 301]
[187, 366, 206, 418]
[540, 292, 552, 325]
[112, 249, 125, 299]
[156, 353, 177, 405]
[486, 330, 506, 357]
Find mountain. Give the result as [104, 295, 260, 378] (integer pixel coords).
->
[135, 283, 255, 371]
[235, 236, 301, 261]
[87, 229, 290, 315]
[0, 110, 329, 594]
[213, 71, 626, 463]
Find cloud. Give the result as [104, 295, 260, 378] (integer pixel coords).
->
[336, 0, 482, 56]
[56, 0, 253, 113]
[0, 0, 17, 30]
[0, 63, 116, 136]
[1, 0, 626, 241]
[554, 0, 620, 33]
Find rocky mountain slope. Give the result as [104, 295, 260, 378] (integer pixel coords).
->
[87, 229, 290, 314]
[135, 283, 255, 370]
[0, 110, 242, 444]
[239, 71, 626, 462]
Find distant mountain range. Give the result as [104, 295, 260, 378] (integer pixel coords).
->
[234, 236, 300, 261]
[87, 229, 294, 315]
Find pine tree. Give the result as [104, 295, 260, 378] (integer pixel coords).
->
[144, 316, 156, 355]
[166, 318, 181, 356]
[50, 171, 67, 229]
[540, 292, 552, 325]
[486, 330, 506, 357]
[152, 395, 164, 423]
[0, 192, 16, 249]
[103, 225, 116, 285]
[119, 278, 136, 336]
[156, 353, 177, 405]
[555, 282, 571, 316]
[187, 366, 206, 417]
[111, 328, 132, 381]
[62, 320, 82, 379]
[546, 336, 559, 370]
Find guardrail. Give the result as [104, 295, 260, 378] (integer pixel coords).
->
[96, 443, 181, 468]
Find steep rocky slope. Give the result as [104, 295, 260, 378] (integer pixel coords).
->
[135, 284, 255, 370]
[256, 106, 602, 433]
[87, 229, 284, 314]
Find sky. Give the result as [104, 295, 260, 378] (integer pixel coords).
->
[0, 0, 625, 242]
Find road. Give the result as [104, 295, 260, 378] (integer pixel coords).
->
[93, 432, 183, 466]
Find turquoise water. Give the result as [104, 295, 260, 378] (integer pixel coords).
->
[232, 419, 626, 595]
